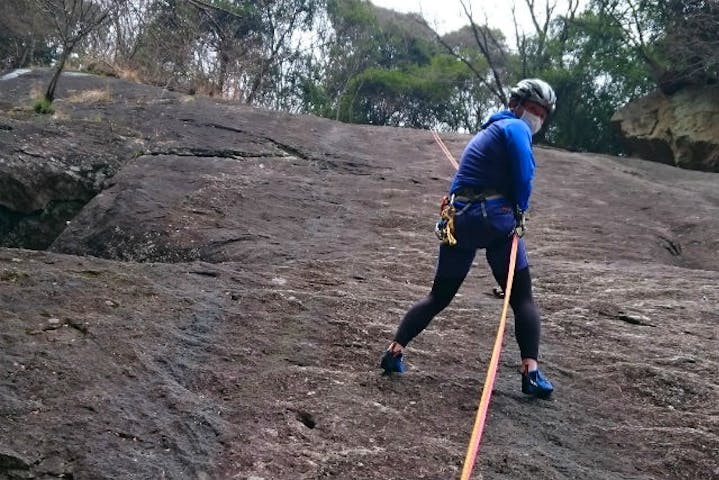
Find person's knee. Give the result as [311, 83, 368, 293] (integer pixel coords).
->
[509, 267, 533, 303]
[512, 300, 538, 322]
[509, 284, 535, 316]
[428, 291, 453, 311]
[430, 278, 462, 309]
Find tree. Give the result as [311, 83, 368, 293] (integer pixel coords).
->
[185, 0, 265, 97]
[430, 1, 511, 106]
[124, 0, 203, 91]
[514, 0, 583, 76]
[322, 0, 408, 119]
[655, 0, 719, 89]
[337, 54, 478, 129]
[11, 0, 712, 155]
[79, 0, 158, 70]
[536, 7, 654, 152]
[172, 0, 323, 105]
[586, 0, 719, 93]
[35, 0, 117, 104]
[0, 1, 54, 71]
[320, 0, 477, 127]
[425, 0, 585, 117]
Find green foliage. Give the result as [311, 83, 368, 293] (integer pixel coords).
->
[336, 54, 481, 129]
[0, 0, 55, 68]
[532, 8, 654, 153]
[320, 0, 713, 154]
[33, 97, 54, 115]
[8, 0, 716, 156]
[327, 0, 375, 26]
[540, 70, 625, 154]
[587, 0, 718, 90]
[131, 1, 202, 85]
[321, 1, 496, 130]
[323, 0, 437, 95]
[655, 0, 719, 87]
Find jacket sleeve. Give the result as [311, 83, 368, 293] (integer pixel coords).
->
[503, 121, 535, 212]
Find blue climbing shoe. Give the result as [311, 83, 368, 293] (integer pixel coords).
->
[380, 349, 405, 375]
[522, 369, 554, 398]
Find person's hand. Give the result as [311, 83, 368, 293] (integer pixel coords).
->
[513, 208, 526, 238]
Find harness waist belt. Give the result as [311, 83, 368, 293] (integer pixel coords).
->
[453, 187, 505, 203]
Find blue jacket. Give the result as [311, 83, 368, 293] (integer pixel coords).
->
[449, 110, 535, 212]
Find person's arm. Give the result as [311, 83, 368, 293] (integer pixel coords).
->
[504, 121, 535, 212]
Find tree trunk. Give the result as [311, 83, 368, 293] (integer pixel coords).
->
[218, 51, 228, 97]
[18, 38, 35, 68]
[45, 50, 68, 102]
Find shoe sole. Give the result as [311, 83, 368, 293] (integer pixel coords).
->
[522, 386, 553, 399]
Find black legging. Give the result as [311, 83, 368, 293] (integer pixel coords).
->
[393, 266, 540, 360]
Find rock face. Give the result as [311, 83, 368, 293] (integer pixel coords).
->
[611, 84, 719, 172]
[1, 69, 718, 480]
[0, 116, 132, 248]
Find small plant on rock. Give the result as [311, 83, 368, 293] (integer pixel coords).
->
[33, 97, 54, 114]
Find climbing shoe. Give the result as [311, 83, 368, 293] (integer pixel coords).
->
[521, 369, 554, 398]
[380, 349, 405, 375]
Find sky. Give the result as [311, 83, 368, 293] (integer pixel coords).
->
[368, 0, 587, 49]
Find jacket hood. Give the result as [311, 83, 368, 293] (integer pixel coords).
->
[481, 109, 518, 129]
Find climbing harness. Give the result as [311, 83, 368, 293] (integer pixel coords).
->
[431, 129, 520, 480]
[431, 131, 507, 248]
[434, 194, 457, 245]
[431, 131, 459, 246]
[434, 194, 475, 246]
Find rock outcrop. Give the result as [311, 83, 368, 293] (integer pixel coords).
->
[611, 84, 719, 172]
[0, 115, 133, 248]
[1, 69, 718, 480]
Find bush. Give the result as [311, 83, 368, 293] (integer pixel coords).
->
[33, 97, 54, 114]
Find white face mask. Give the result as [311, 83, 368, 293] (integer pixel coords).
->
[520, 110, 543, 135]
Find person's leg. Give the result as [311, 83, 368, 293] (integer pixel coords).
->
[392, 275, 464, 348]
[507, 267, 540, 363]
[486, 239, 553, 397]
[486, 238, 538, 361]
[389, 243, 476, 353]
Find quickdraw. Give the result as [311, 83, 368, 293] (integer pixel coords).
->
[434, 194, 457, 246]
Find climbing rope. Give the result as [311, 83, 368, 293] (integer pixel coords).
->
[432, 129, 459, 170]
[431, 129, 520, 480]
[459, 234, 518, 480]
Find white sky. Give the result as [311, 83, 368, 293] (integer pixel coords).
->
[368, 0, 587, 49]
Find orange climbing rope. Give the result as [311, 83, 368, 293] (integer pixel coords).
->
[459, 234, 518, 479]
[432, 129, 459, 170]
[431, 129, 520, 480]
